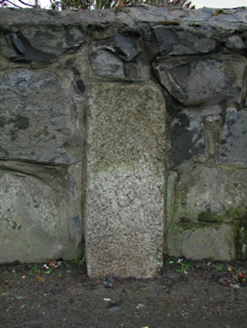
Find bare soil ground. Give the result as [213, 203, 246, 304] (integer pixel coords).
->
[1, 256, 247, 328]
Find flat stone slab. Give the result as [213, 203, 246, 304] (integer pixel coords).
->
[181, 224, 235, 261]
[173, 164, 247, 222]
[0, 70, 81, 164]
[86, 83, 165, 278]
[0, 165, 70, 263]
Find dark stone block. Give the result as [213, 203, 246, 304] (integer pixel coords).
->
[153, 28, 178, 56]
[0, 28, 85, 62]
[113, 33, 139, 62]
[9, 31, 57, 62]
[171, 113, 205, 165]
[218, 108, 247, 167]
[123, 62, 137, 78]
[153, 54, 247, 107]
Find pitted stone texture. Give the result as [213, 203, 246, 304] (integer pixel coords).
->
[0, 168, 70, 263]
[0, 28, 85, 62]
[173, 164, 247, 223]
[0, 70, 81, 164]
[86, 83, 165, 278]
[153, 54, 247, 107]
[218, 108, 247, 167]
[171, 113, 205, 165]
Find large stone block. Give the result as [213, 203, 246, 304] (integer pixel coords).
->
[172, 164, 247, 223]
[152, 28, 216, 57]
[166, 224, 235, 261]
[153, 54, 247, 107]
[86, 83, 165, 278]
[0, 70, 81, 164]
[0, 163, 72, 263]
[218, 107, 247, 167]
[0, 28, 85, 62]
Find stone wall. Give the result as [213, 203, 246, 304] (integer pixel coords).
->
[0, 6, 246, 277]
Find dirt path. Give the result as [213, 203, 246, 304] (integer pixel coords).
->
[1, 257, 247, 328]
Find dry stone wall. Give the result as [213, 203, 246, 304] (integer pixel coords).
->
[0, 6, 247, 277]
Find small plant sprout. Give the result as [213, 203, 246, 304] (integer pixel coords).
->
[215, 265, 222, 271]
[72, 255, 85, 268]
[177, 259, 190, 273]
[24, 264, 41, 276]
[63, 261, 71, 269]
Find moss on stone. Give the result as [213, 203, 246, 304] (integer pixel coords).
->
[198, 211, 217, 223]
[225, 205, 247, 221]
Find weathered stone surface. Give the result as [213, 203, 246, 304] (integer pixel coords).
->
[172, 164, 247, 223]
[86, 83, 165, 278]
[180, 224, 235, 261]
[226, 35, 245, 50]
[0, 70, 81, 164]
[0, 6, 247, 269]
[153, 54, 247, 106]
[167, 224, 236, 261]
[0, 28, 85, 62]
[90, 43, 147, 80]
[0, 166, 70, 263]
[218, 108, 247, 167]
[171, 113, 205, 165]
[90, 47, 124, 79]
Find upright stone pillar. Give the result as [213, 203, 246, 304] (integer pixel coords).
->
[86, 83, 166, 277]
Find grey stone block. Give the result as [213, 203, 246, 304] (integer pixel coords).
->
[0, 166, 67, 262]
[86, 83, 165, 278]
[172, 164, 247, 223]
[181, 224, 235, 261]
[153, 54, 247, 107]
[171, 113, 205, 165]
[0, 28, 85, 62]
[0, 70, 81, 164]
[0, 160, 83, 262]
[218, 108, 247, 167]
[91, 47, 124, 79]
[113, 33, 139, 62]
[226, 35, 245, 50]
[152, 27, 216, 56]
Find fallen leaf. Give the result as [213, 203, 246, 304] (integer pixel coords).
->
[238, 273, 244, 278]
[36, 275, 45, 282]
[227, 267, 234, 272]
[47, 258, 57, 267]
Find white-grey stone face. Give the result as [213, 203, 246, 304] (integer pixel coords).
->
[86, 83, 165, 278]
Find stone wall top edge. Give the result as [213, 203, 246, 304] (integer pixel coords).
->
[0, 7, 247, 30]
